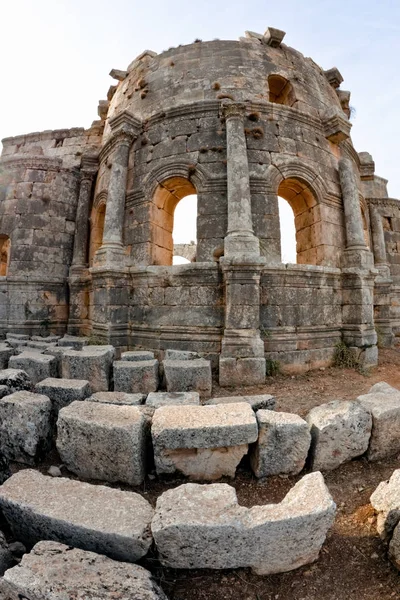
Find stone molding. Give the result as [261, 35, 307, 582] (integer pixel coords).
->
[0, 155, 63, 172]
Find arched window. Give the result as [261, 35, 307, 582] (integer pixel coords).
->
[278, 198, 296, 263]
[152, 177, 197, 265]
[278, 178, 320, 265]
[0, 235, 10, 276]
[89, 203, 106, 266]
[268, 74, 296, 107]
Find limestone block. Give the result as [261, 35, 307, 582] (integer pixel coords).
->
[368, 381, 398, 394]
[250, 411, 311, 478]
[164, 349, 200, 360]
[152, 403, 258, 479]
[62, 346, 115, 392]
[31, 335, 60, 343]
[88, 391, 145, 405]
[0, 385, 10, 399]
[206, 394, 275, 411]
[35, 377, 91, 414]
[0, 368, 31, 392]
[58, 334, 89, 349]
[0, 344, 14, 369]
[306, 400, 372, 471]
[0, 541, 167, 599]
[6, 333, 29, 341]
[146, 391, 200, 409]
[0, 469, 154, 562]
[57, 401, 148, 485]
[389, 523, 400, 570]
[0, 530, 13, 576]
[357, 392, 400, 460]
[113, 359, 159, 394]
[0, 391, 52, 464]
[0, 452, 10, 484]
[219, 357, 266, 387]
[370, 469, 400, 540]
[151, 472, 336, 574]
[121, 350, 154, 361]
[163, 358, 212, 398]
[9, 352, 57, 385]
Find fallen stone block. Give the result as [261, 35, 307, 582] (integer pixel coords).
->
[164, 349, 200, 360]
[206, 394, 275, 411]
[62, 346, 115, 392]
[357, 391, 400, 460]
[368, 381, 398, 394]
[0, 368, 31, 392]
[0, 385, 9, 399]
[57, 401, 149, 485]
[146, 391, 200, 409]
[151, 472, 336, 574]
[31, 335, 60, 343]
[0, 469, 154, 562]
[250, 410, 311, 477]
[58, 335, 89, 350]
[9, 351, 57, 385]
[121, 350, 155, 361]
[113, 359, 159, 394]
[0, 540, 167, 600]
[0, 530, 14, 576]
[0, 344, 14, 369]
[6, 339, 27, 350]
[0, 391, 52, 464]
[35, 377, 91, 414]
[26, 340, 57, 352]
[306, 400, 372, 471]
[88, 391, 145, 405]
[152, 403, 258, 479]
[163, 358, 212, 398]
[6, 333, 29, 341]
[370, 469, 400, 540]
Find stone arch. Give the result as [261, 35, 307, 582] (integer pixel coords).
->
[0, 235, 10, 276]
[151, 176, 197, 265]
[89, 195, 107, 266]
[268, 74, 297, 107]
[143, 161, 208, 199]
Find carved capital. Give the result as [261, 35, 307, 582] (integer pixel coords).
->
[80, 152, 99, 179]
[221, 102, 246, 121]
[109, 110, 141, 145]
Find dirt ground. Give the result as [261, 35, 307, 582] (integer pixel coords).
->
[7, 348, 400, 600]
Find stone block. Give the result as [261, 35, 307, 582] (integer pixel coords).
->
[0, 344, 14, 369]
[9, 352, 57, 385]
[306, 400, 372, 471]
[35, 377, 91, 414]
[87, 391, 145, 405]
[151, 472, 336, 574]
[368, 381, 398, 395]
[250, 411, 311, 478]
[121, 350, 154, 361]
[357, 391, 400, 460]
[31, 335, 60, 343]
[0, 391, 52, 464]
[146, 391, 200, 409]
[61, 346, 115, 392]
[0, 368, 31, 392]
[0, 386, 10, 399]
[152, 403, 258, 479]
[370, 469, 400, 540]
[6, 333, 29, 341]
[206, 394, 275, 411]
[58, 335, 89, 349]
[0, 541, 167, 599]
[163, 358, 212, 398]
[219, 357, 266, 387]
[164, 349, 200, 360]
[0, 469, 154, 562]
[57, 401, 149, 485]
[113, 359, 159, 394]
[0, 530, 13, 576]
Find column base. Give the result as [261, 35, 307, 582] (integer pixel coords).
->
[219, 356, 266, 387]
[93, 243, 128, 267]
[221, 330, 265, 358]
[224, 233, 260, 258]
[341, 247, 374, 269]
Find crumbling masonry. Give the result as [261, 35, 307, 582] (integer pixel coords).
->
[0, 27, 398, 386]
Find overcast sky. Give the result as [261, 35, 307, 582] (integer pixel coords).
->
[1, 0, 399, 262]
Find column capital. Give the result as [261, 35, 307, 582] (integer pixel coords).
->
[80, 152, 99, 179]
[221, 101, 246, 121]
[109, 110, 141, 144]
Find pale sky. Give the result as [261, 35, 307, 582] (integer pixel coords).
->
[1, 0, 399, 263]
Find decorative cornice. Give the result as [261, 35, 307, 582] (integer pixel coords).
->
[0, 155, 63, 171]
[109, 110, 141, 136]
[367, 197, 400, 210]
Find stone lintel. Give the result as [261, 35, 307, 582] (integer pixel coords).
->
[324, 67, 344, 89]
[109, 68, 128, 81]
[263, 27, 286, 47]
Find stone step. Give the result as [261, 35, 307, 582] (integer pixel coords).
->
[0, 469, 154, 562]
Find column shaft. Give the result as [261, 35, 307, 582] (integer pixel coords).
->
[339, 158, 367, 249]
[71, 175, 93, 268]
[370, 206, 387, 266]
[102, 140, 131, 246]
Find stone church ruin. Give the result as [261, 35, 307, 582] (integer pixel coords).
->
[0, 26, 398, 386]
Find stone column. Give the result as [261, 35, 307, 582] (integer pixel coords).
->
[370, 203, 393, 346]
[94, 111, 140, 266]
[222, 102, 260, 257]
[219, 103, 265, 387]
[70, 153, 98, 273]
[339, 157, 377, 366]
[370, 205, 389, 270]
